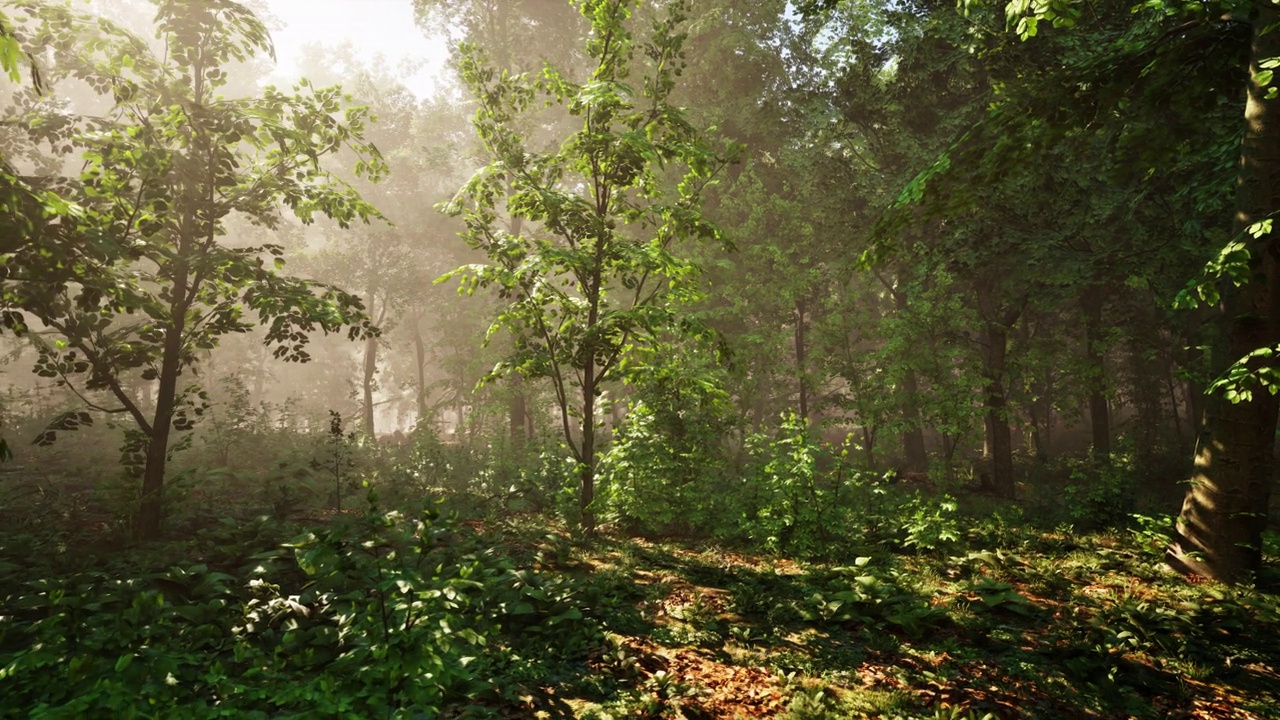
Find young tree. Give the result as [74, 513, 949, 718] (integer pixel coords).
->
[4, 0, 384, 537]
[442, 0, 733, 533]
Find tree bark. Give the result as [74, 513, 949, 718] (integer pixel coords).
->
[982, 321, 1015, 498]
[894, 289, 927, 472]
[1169, 10, 1280, 584]
[362, 332, 377, 440]
[579, 319, 598, 534]
[1080, 289, 1111, 461]
[510, 373, 527, 448]
[361, 294, 386, 441]
[976, 281, 1022, 499]
[1027, 406, 1047, 463]
[795, 296, 808, 421]
[411, 308, 428, 424]
[508, 214, 527, 446]
[900, 368, 928, 473]
[252, 342, 268, 406]
[138, 325, 181, 539]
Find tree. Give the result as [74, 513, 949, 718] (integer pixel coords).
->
[3, 0, 384, 537]
[981, 0, 1274, 582]
[1165, 6, 1280, 583]
[442, 0, 733, 533]
[847, 0, 1267, 579]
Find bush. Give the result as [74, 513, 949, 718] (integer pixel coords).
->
[598, 346, 737, 535]
[1062, 447, 1140, 530]
[0, 507, 602, 717]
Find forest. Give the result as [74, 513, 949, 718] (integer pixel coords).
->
[1, 0, 1279, 717]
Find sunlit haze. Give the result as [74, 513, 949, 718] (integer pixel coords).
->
[263, 0, 450, 97]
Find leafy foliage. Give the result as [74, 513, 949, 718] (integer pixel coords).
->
[440, 0, 736, 530]
[0, 509, 607, 717]
[3, 0, 384, 536]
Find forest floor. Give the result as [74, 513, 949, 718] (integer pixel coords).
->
[2, 503, 1279, 719]
[484, 520, 1280, 720]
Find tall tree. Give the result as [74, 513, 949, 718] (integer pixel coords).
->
[856, 0, 1266, 579]
[1166, 5, 1280, 583]
[4, 0, 383, 537]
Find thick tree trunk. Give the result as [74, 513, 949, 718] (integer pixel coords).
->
[1169, 11, 1280, 584]
[1080, 290, 1111, 461]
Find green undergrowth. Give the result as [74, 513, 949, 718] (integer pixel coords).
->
[2, 503, 1279, 719]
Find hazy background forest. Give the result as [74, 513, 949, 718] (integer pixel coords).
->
[2, 0, 1280, 717]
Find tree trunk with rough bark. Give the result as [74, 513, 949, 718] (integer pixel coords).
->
[1168, 11, 1280, 584]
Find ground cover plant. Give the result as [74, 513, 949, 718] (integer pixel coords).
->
[2, 430, 1278, 718]
[1, 486, 1277, 718]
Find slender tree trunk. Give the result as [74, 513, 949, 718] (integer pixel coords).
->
[454, 362, 466, 439]
[510, 373, 526, 448]
[362, 332, 377, 440]
[580, 328, 598, 534]
[1165, 348, 1184, 440]
[577, 224, 607, 536]
[1169, 12, 1280, 583]
[976, 282, 1021, 499]
[893, 288, 927, 472]
[1184, 305, 1215, 435]
[138, 303, 185, 539]
[1080, 290, 1111, 461]
[1027, 400, 1048, 464]
[900, 367, 928, 473]
[1187, 375, 1204, 433]
[795, 296, 808, 421]
[862, 425, 876, 469]
[412, 309, 428, 424]
[252, 342, 268, 406]
[508, 214, 527, 447]
[580, 375, 596, 534]
[982, 322, 1015, 498]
